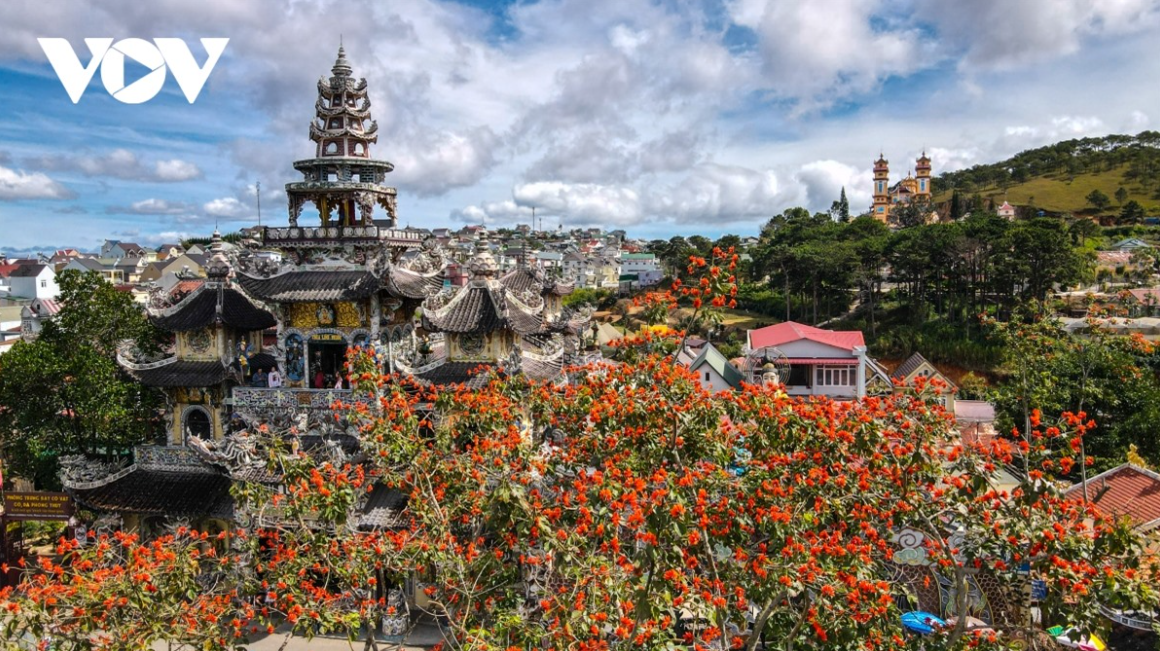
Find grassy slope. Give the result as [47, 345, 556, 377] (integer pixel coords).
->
[935, 167, 1160, 216]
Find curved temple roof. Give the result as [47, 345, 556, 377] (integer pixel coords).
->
[151, 282, 276, 332]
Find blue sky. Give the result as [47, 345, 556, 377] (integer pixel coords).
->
[1, 0, 1159, 252]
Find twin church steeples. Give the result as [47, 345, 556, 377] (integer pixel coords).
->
[872, 152, 932, 222]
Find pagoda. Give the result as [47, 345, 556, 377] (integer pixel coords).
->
[62, 233, 276, 533]
[396, 250, 568, 388]
[234, 45, 443, 396]
[286, 44, 396, 230]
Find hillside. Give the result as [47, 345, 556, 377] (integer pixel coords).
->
[931, 132, 1160, 219]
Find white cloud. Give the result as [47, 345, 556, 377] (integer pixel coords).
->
[27, 149, 203, 183]
[727, 0, 936, 109]
[0, 164, 75, 201]
[509, 181, 643, 227]
[112, 198, 193, 215]
[926, 0, 1160, 72]
[391, 128, 501, 197]
[153, 159, 203, 182]
[997, 115, 1107, 153]
[203, 197, 252, 219]
[646, 163, 788, 223]
[794, 160, 871, 213]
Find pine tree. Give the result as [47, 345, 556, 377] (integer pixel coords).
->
[950, 189, 963, 221]
[838, 186, 850, 222]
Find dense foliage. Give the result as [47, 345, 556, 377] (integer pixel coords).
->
[3, 343, 1157, 649]
[744, 209, 1092, 334]
[0, 271, 163, 488]
[986, 309, 1160, 474]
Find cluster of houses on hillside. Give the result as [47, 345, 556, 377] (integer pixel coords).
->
[392, 224, 663, 291]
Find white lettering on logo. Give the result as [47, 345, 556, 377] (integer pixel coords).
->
[38, 38, 229, 104]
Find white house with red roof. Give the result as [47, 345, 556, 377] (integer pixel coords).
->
[997, 201, 1016, 220]
[745, 321, 881, 398]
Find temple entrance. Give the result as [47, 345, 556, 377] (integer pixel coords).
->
[308, 334, 348, 388]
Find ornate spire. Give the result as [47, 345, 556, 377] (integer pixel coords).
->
[310, 44, 377, 159]
[332, 44, 352, 78]
[467, 250, 499, 281]
[205, 229, 232, 279]
[282, 45, 398, 229]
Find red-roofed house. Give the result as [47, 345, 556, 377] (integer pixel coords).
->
[1125, 288, 1160, 317]
[1065, 463, 1160, 532]
[745, 321, 875, 398]
[20, 298, 62, 341]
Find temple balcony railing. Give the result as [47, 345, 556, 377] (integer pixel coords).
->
[229, 387, 371, 411]
[260, 224, 423, 246]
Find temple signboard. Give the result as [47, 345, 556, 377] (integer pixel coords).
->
[3, 492, 73, 521]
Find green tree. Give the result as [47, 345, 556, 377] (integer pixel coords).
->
[1114, 186, 1129, 205]
[1085, 188, 1111, 212]
[949, 189, 963, 221]
[1119, 199, 1145, 224]
[890, 198, 935, 229]
[0, 271, 163, 487]
[1069, 218, 1101, 247]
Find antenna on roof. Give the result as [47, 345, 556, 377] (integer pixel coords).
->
[256, 181, 262, 227]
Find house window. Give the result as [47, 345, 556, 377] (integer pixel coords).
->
[704, 371, 711, 382]
[787, 365, 811, 386]
[815, 365, 853, 387]
[40, 280, 47, 288]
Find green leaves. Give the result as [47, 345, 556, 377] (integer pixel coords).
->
[0, 271, 163, 487]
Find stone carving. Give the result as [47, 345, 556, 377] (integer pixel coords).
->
[188, 432, 260, 470]
[59, 454, 129, 487]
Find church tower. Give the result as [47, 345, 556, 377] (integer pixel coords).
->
[915, 151, 932, 199]
[872, 154, 890, 222]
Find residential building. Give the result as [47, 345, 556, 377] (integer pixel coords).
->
[681, 342, 744, 392]
[6, 264, 59, 300]
[1064, 463, 1160, 533]
[891, 351, 957, 410]
[156, 243, 186, 260]
[20, 298, 61, 341]
[619, 252, 662, 286]
[100, 240, 148, 260]
[62, 257, 122, 283]
[745, 321, 878, 398]
[997, 201, 1016, 220]
[138, 254, 209, 283]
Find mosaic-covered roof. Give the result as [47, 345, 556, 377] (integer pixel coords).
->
[123, 359, 230, 388]
[69, 468, 233, 518]
[150, 283, 276, 332]
[236, 270, 380, 303]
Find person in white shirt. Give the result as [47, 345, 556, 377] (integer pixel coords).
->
[267, 369, 283, 388]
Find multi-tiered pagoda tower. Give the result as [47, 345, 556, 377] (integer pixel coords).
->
[286, 45, 396, 229]
[234, 46, 439, 393]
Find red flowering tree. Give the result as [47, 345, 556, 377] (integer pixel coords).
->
[2, 359, 1156, 649]
[2, 254, 1156, 649]
[0, 528, 258, 650]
